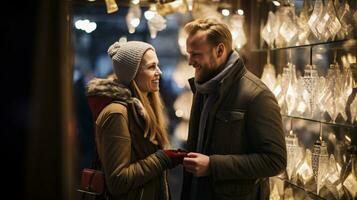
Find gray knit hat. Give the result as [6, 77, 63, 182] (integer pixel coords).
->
[108, 41, 155, 85]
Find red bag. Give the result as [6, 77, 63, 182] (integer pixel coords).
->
[78, 168, 107, 200]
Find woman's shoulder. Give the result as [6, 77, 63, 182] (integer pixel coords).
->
[105, 101, 129, 115]
[95, 101, 129, 123]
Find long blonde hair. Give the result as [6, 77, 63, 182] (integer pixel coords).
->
[130, 81, 170, 149]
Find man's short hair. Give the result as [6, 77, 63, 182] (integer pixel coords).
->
[184, 18, 232, 51]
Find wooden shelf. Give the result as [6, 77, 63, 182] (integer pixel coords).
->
[251, 38, 356, 52]
[282, 115, 357, 129]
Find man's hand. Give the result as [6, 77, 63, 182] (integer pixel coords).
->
[183, 152, 210, 177]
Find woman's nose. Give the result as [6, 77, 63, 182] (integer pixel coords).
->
[155, 67, 162, 75]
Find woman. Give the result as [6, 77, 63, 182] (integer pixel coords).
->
[86, 40, 186, 199]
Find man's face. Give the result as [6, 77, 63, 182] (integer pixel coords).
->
[186, 31, 220, 83]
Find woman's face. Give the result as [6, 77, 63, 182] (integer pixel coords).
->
[135, 49, 162, 93]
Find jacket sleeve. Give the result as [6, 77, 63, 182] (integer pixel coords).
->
[97, 113, 169, 195]
[209, 90, 287, 181]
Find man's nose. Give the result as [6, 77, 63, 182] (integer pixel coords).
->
[188, 56, 194, 66]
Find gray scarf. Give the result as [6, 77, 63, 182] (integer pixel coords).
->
[190, 51, 240, 200]
[194, 51, 240, 152]
[194, 51, 240, 95]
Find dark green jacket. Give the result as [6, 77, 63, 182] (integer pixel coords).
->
[182, 58, 287, 200]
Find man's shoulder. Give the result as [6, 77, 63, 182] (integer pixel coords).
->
[229, 70, 274, 102]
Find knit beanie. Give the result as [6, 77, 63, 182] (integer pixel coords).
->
[108, 41, 155, 85]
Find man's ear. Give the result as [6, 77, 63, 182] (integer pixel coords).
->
[216, 43, 225, 58]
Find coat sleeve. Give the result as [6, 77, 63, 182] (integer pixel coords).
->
[97, 113, 168, 195]
[209, 90, 287, 181]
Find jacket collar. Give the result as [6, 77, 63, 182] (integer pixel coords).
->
[86, 77, 146, 120]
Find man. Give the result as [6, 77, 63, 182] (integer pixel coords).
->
[181, 18, 287, 200]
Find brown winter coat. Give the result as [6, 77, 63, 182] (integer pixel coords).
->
[181, 57, 287, 200]
[87, 78, 170, 200]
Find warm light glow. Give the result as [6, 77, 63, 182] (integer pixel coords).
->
[187, 0, 193, 11]
[222, 9, 230, 16]
[315, 54, 323, 60]
[175, 110, 184, 118]
[130, 18, 140, 27]
[272, 1, 281, 6]
[75, 19, 97, 33]
[119, 36, 127, 43]
[144, 10, 155, 20]
[131, 0, 140, 5]
[345, 135, 351, 142]
[237, 9, 244, 16]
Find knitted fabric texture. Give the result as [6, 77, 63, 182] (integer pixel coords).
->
[108, 41, 154, 85]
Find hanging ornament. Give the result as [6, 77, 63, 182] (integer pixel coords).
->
[278, 5, 298, 45]
[270, 182, 281, 200]
[320, 154, 345, 199]
[311, 127, 329, 195]
[261, 50, 277, 92]
[295, 149, 314, 187]
[341, 146, 357, 199]
[285, 129, 301, 181]
[302, 64, 319, 118]
[126, 4, 142, 34]
[296, 0, 312, 45]
[104, 0, 118, 14]
[155, 0, 189, 16]
[295, 78, 309, 116]
[261, 11, 280, 48]
[285, 55, 298, 115]
[147, 12, 167, 39]
[308, 0, 324, 40]
[316, 0, 341, 41]
[229, 15, 247, 50]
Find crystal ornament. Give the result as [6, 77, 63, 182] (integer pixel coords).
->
[296, 149, 314, 187]
[230, 15, 247, 50]
[285, 130, 301, 180]
[261, 11, 279, 47]
[320, 155, 344, 199]
[308, 0, 323, 40]
[261, 50, 276, 92]
[302, 64, 319, 118]
[126, 4, 142, 34]
[296, 0, 312, 45]
[279, 5, 298, 45]
[147, 12, 166, 39]
[311, 139, 329, 194]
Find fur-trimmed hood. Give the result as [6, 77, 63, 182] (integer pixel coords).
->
[86, 78, 132, 100]
[86, 77, 146, 119]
